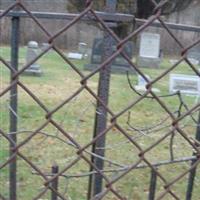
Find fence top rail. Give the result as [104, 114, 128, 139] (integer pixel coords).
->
[0, 10, 134, 22]
[2, 9, 200, 33]
[136, 18, 200, 33]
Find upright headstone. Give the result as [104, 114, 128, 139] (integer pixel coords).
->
[24, 41, 42, 76]
[78, 42, 87, 57]
[137, 32, 162, 68]
[85, 38, 135, 73]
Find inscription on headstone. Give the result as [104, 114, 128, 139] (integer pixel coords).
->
[170, 74, 200, 95]
[24, 41, 42, 76]
[137, 32, 162, 68]
[84, 38, 135, 73]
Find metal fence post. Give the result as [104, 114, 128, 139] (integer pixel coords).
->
[88, 0, 117, 199]
[9, 8, 20, 200]
[51, 165, 59, 200]
[186, 111, 200, 200]
[149, 169, 157, 200]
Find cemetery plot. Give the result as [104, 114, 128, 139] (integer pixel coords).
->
[1, 45, 200, 199]
[1, 1, 200, 199]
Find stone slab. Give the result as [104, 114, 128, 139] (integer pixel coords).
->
[169, 74, 200, 96]
[23, 69, 42, 76]
[68, 52, 83, 60]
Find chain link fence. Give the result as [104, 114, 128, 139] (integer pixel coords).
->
[1, 0, 200, 199]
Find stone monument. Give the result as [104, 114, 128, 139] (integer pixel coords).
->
[137, 32, 162, 68]
[84, 38, 135, 73]
[24, 41, 42, 76]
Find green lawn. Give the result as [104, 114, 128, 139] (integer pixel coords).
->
[0, 46, 200, 199]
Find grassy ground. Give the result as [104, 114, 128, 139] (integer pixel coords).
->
[1, 46, 200, 199]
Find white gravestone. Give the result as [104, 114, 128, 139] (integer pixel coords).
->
[134, 74, 160, 93]
[170, 74, 200, 96]
[137, 32, 162, 68]
[67, 42, 88, 60]
[67, 52, 83, 60]
[24, 41, 42, 76]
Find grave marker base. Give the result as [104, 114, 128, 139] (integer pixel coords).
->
[137, 56, 161, 68]
[23, 69, 42, 76]
[84, 64, 135, 74]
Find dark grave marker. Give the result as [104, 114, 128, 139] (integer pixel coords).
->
[85, 38, 135, 73]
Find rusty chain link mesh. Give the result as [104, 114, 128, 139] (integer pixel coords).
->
[1, 0, 200, 199]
